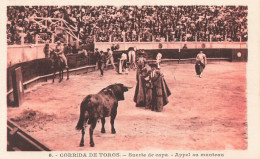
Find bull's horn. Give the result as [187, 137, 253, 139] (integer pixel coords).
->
[125, 86, 133, 89]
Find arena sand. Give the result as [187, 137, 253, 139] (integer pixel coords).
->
[7, 62, 247, 151]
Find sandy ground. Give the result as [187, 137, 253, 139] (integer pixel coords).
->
[7, 62, 247, 151]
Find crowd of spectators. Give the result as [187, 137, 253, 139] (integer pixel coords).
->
[7, 6, 248, 45]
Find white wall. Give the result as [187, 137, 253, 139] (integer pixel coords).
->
[7, 44, 56, 66]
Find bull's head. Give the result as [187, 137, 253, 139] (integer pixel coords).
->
[108, 83, 132, 101]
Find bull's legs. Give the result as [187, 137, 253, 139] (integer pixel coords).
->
[80, 127, 85, 147]
[89, 120, 97, 147]
[78, 113, 88, 147]
[101, 118, 106, 133]
[111, 113, 117, 134]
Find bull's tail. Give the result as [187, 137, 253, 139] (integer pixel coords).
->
[76, 111, 88, 130]
[76, 96, 90, 130]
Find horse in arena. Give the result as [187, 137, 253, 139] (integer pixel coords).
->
[50, 50, 69, 82]
[128, 47, 136, 71]
[76, 83, 132, 147]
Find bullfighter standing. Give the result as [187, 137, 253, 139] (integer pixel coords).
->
[156, 52, 162, 69]
[128, 47, 136, 69]
[106, 48, 116, 70]
[135, 50, 146, 80]
[195, 50, 207, 78]
[94, 48, 99, 70]
[97, 50, 106, 77]
[120, 52, 128, 74]
[134, 63, 171, 112]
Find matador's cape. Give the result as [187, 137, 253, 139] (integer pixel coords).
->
[134, 72, 171, 108]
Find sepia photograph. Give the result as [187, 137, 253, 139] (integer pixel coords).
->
[1, 0, 260, 159]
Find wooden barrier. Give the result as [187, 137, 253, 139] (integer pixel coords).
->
[7, 63, 98, 106]
[11, 67, 24, 107]
[7, 120, 51, 151]
[231, 49, 248, 62]
[113, 48, 247, 62]
[7, 42, 247, 66]
[95, 41, 247, 52]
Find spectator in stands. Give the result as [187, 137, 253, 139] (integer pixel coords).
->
[7, 6, 248, 45]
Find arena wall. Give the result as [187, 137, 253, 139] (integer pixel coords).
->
[95, 42, 247, 52]
[7, 42, 247, 66]
[7, 42, 248, 91]
[231, 49, 248, 62]
[7, 44, 55, 66]
[130, 49, 248, 62]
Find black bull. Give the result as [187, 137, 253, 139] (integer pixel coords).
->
[76, 83, 132, 147]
